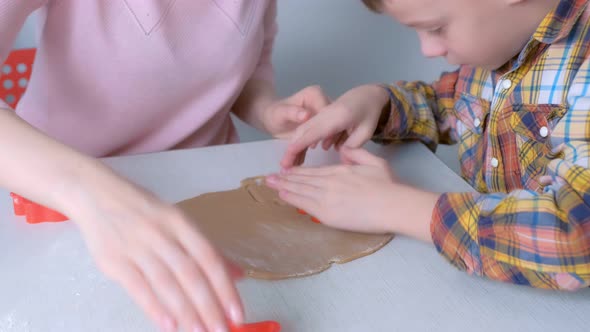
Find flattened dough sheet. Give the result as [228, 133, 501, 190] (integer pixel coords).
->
[176, 177, 394, 279]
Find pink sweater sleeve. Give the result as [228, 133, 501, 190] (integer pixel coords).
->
[0, 0, 46, 110]
[250, 0, 277, 83]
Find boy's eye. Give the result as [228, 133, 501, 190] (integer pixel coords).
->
[426, 26, 444, 35]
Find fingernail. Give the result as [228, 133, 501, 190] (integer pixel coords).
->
[266, 175, 277, 184]
[229, 304, 243, 324]
[215, 326, 229, 332]
[280, 168, 290, 175]
[193, 326, 205, 332]
[160, 316, 175, 332]
[228, 263, 245, 280]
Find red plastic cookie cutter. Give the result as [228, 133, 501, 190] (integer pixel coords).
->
[231, 321, 281, 332]
[10, 193, 69, 224]
[0, 48, 36, 109]
[296, 208, 321, 224]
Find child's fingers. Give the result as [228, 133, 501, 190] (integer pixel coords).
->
[276, 178, 319, 199]
[282, 114, 348, 168]
[321, 134, 339, 151]
[267, 173, 325, 197]
[342, 126, 373, 149]
[340, 147, 388, 168]
[281, 136, 313, 169]
[293, 147, 308, 166]
[298, 148, 309, 165]
[281, 144, 305, 168]
[334, 132, 349, 151]
[265, 174, 281, 190]
[113, 261, 176, 332]
[277, 188, 320, 215]
[283, 165, 344, 177]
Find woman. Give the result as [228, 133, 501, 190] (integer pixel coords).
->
[0, 1, 328, 331]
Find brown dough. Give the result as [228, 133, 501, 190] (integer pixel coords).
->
[176, 177, 394, 280]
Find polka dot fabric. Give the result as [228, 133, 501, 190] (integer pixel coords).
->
[0, 48, 35, 109]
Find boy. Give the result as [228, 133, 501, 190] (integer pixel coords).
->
[267, 0, 590, 290]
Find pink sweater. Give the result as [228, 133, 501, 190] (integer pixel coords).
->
[0, 0, 276, 156]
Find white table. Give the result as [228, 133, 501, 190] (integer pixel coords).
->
[0, 140, 588, 332]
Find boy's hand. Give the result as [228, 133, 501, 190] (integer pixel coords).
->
[262, 85, 330, 139]
[280, 85, 390, 169]
[266, 147, 439, 241]
[267, 147, 398, 233]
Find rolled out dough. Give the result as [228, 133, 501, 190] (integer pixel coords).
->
[176, 177, 394, 280]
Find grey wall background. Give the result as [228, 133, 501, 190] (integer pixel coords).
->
[12, 0, 460, 173]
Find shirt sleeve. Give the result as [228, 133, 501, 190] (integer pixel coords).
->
[430, 60, 590, 291]
[373, 70, 460, 151]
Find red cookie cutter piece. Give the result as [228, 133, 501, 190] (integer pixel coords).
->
[10, 193, 69, 224]
[296, 208, 321, 224]
[231, 321, 281, 332]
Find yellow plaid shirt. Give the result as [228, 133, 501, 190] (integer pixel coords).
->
[375, 0, 590, 290]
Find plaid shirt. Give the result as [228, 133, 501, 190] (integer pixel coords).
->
[374, 0, 590, 290]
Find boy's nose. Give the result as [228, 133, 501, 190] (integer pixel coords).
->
[418, 32, 447, 58]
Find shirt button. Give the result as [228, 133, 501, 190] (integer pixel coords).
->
[473, 118, 481, 128]
[491, 157, 499, 168]
[501, 79, 512, 90]
[539, 126, 549, 138]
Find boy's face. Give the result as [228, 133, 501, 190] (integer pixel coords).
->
[379, 0, 545, 69]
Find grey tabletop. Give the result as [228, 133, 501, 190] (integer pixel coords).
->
[0, 140, 587, 332]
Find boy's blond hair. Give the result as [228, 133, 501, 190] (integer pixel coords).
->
[361, 0, 382, 13]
